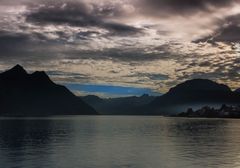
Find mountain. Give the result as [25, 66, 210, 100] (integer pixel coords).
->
[0, 65, 97, 116]
[234, 88, 240, 93]
[3, 66, 239, 116]
[149, 79, 240, 115]
[81, 94, 156, 115]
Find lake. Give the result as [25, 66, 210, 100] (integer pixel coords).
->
[0, 116, 240, 168]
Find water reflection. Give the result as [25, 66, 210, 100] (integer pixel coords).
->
[167, 119, 240, 168]
[0, 117, 240, 168]
[0, 118, 75, 168]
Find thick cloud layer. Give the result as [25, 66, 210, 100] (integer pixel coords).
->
[196, 14, 240, 43]
[140, 0, 237, 14]
[26, 1, 142, 36]
[0, 0, 240, 95]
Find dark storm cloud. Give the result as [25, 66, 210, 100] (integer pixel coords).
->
[194, 14, 240, 43]
[0, 31, 31, 57]
[212, 25, 240, 43]
[139, 0, 238, 15]
[0, 30, 50, 55]
[0, 0, 29, 5]
[26, 1, 142, 36]
[0, 31, 29, 46]
[63, 46, 173, 62]
[215, 14, 240, 43]
[0, 30, 65, 63]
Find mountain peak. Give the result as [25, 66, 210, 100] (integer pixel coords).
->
[168, 79, 231, 94]
[30, 71, 53, 84]
[32, 71, 49, 78]
[1, 64, 28, 78]
[11, 64, 26, 71]
[0, 65, 98, 116]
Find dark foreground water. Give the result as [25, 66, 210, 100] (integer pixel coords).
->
[0, 116, 240, 168]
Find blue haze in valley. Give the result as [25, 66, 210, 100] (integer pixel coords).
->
[65, 83, 161, 97]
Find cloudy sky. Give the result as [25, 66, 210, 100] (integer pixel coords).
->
[1, 0, 240, 97]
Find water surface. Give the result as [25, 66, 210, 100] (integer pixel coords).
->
[0, 116, 240, 168]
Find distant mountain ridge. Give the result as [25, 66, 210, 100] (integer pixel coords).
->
[81, 94, 156, 115]
[0, 65, 97, 116]
[1, 65, 239, 116]
[79, 79, 240, 116]
[149, 79, 240, 115]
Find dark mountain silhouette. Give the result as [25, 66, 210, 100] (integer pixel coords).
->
[2, 65, 240, 116]
[0, 65, 97, 116]
[234, 88, 240, 93]
[148, 79, 240, 115]
[81, 94, 156, 115]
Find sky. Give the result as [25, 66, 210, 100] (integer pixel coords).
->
[1, 0, 240, 97]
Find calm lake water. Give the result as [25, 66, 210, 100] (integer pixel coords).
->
[0, 116, 240, 168]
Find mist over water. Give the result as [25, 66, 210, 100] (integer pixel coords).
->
[0, 116, 240, 168]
